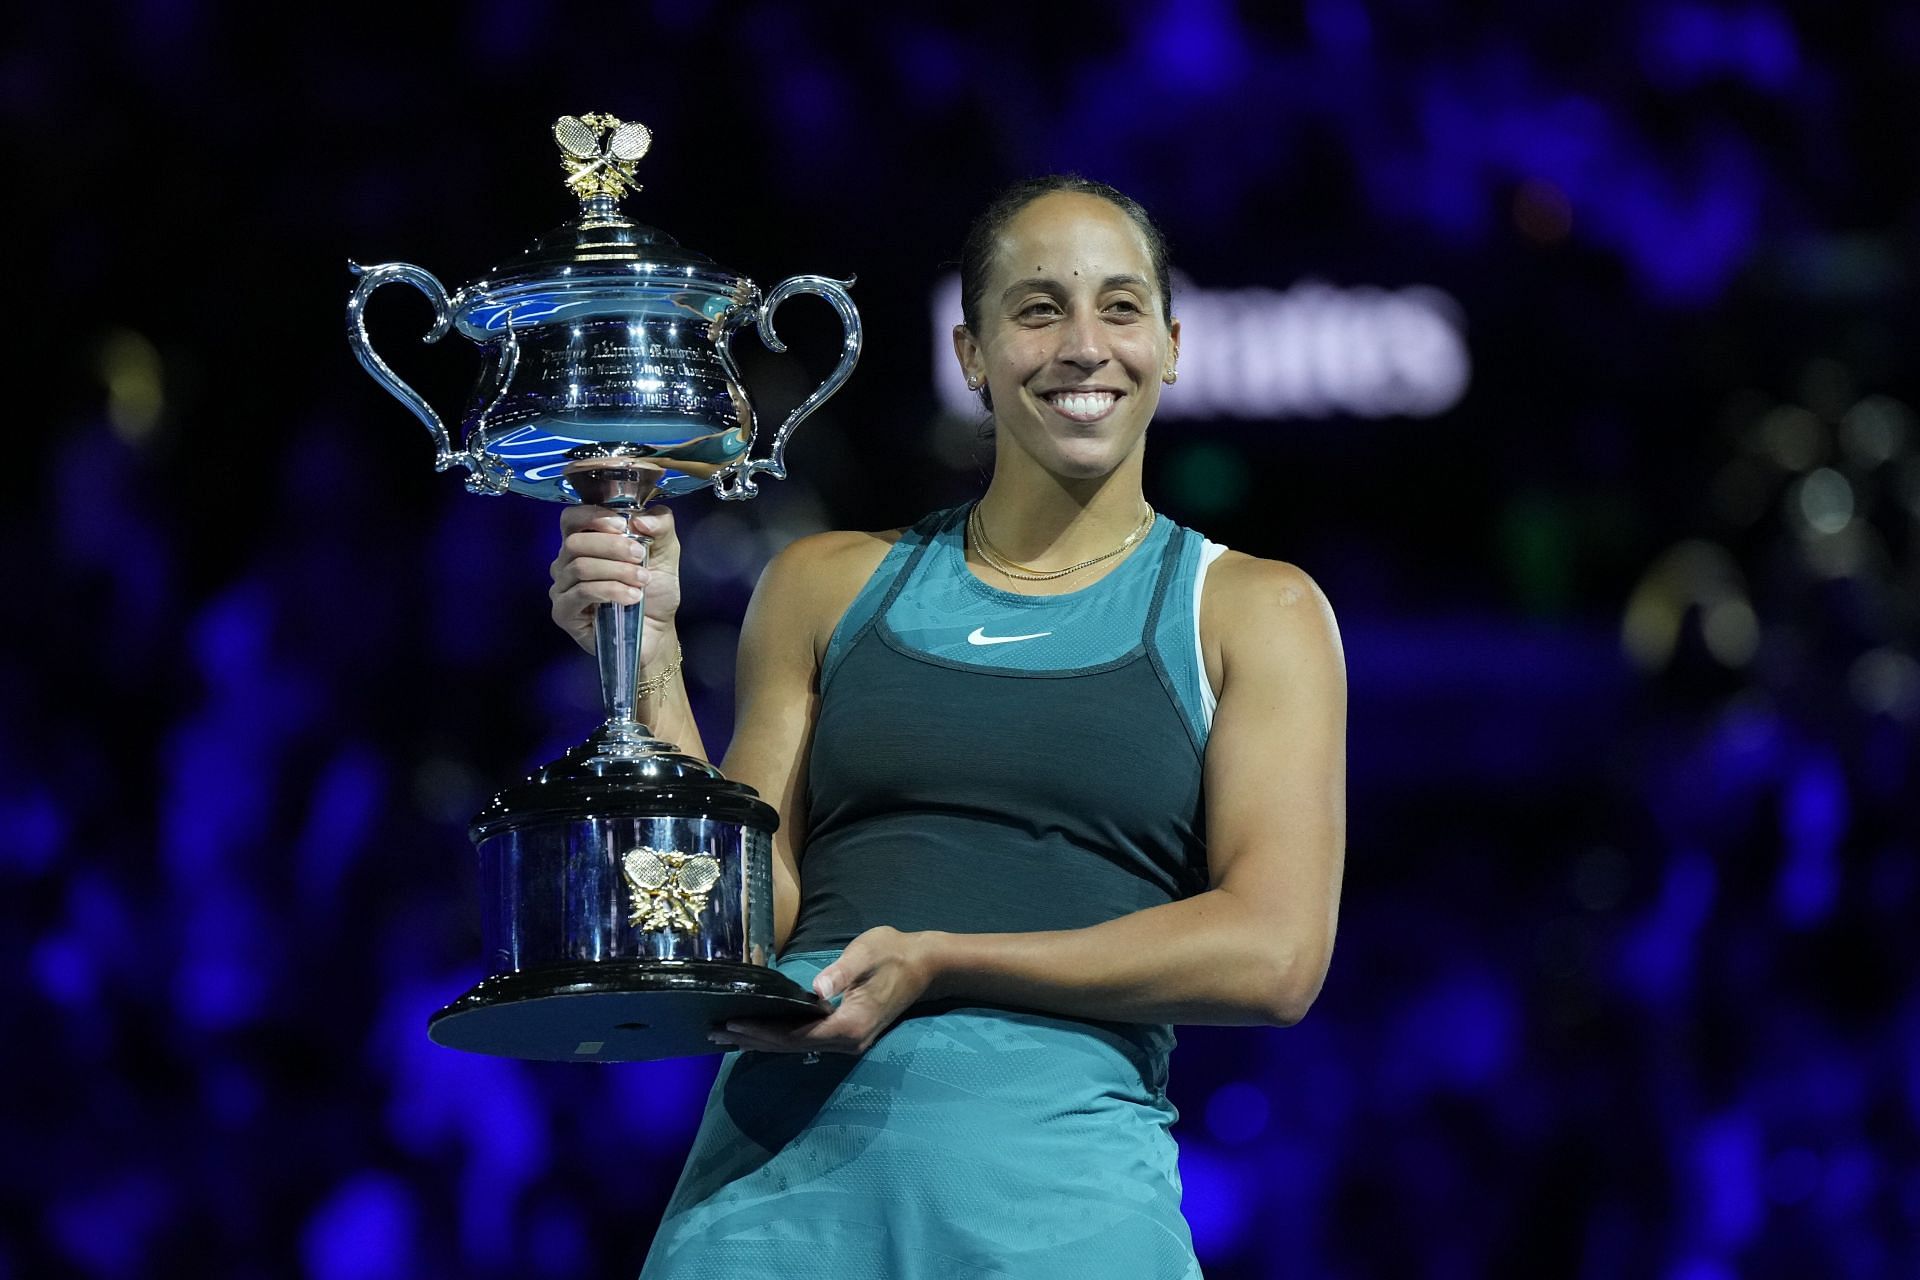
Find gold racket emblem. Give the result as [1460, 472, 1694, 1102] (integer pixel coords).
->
[553, 112, 653, 201]
[622, 846, 721, 934]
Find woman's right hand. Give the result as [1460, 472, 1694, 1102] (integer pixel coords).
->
[549, 504, 684, 661]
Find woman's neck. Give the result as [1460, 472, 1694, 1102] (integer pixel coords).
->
[974, 455, 1150, 569]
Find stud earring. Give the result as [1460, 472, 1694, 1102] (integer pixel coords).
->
[1163, 369, 1178, 385]
[966, 376, 981, 390]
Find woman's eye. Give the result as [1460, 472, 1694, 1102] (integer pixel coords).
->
[1104, 298, 1142, 316]
[1019, 301, 1060, 319]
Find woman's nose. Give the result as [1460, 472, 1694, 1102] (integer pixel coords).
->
[1057, 306, 1109, 368]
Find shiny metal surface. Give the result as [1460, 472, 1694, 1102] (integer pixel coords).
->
[713, 273, 862, 501]
[568, 452, 669, 756]
[460, 296, 757, 500]
[349, 113, 847, 1061]
[476, 817, 776, 974]
[345, 260, 456, 469]
[591, 573, 656, 756]
[346, 113, 862, 504]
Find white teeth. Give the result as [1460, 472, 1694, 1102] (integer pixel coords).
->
[1048, 392, 1118, 420]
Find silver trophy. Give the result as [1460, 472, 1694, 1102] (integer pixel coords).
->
[347, 113, 859, 1061]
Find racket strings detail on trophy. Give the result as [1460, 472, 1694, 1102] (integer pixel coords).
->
[555, 112, 653, 204]
[623, 846, 722, 934]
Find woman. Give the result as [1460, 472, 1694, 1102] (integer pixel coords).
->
[548, 177, 1347, 1278]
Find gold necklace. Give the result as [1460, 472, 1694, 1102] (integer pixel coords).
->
[968, 501, 1155, 582]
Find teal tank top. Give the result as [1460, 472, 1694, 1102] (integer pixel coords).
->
[785, 503, 1217, 953]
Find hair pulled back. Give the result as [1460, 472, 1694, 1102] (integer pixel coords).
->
[957, 174, 1175, 338]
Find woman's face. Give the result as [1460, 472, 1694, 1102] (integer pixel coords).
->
[955, 191, 1180, 482]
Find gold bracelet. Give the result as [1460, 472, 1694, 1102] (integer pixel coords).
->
[635, 648, 683, 699]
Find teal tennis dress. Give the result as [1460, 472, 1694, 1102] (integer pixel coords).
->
[641, 505, 1225, 1279]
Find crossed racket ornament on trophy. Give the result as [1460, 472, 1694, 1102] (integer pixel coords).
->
[347, 113, 860, 1061]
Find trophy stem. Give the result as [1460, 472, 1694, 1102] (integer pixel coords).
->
[586, 521, 679, 758]
[565, 451, 673, 759]
[596, 531, 654, 735]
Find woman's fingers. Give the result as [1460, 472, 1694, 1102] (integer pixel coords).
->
[713, 1008, 871, 1056]
[549, 556, 649, 596]
[560, 502, 677, 540]
[552, 503, 679, 653]
[630, 504, 676, 542]
[553, 508, 677, 589]
[550, 578, 646, 613]
[559, 530, 650, 565]
[558, 502, 641, 534]
[552, 547, 650, 586]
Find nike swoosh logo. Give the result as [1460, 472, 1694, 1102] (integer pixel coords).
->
[967, 627, 1053, 646]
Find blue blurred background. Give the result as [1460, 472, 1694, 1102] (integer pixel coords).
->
[9, 2, 1918, 1276]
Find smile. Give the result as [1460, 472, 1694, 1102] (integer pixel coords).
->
[1041, 389, 1120, 423]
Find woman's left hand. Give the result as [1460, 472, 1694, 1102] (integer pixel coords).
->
[713, 926, 942, 1057]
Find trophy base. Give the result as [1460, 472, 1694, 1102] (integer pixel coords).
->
[428, 959, 823, 1062]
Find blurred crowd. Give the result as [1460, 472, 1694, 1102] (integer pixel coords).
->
[7, 2, 1918, 1276]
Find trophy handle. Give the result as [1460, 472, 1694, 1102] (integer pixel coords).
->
[460, 325, 520, 496]
[713, 275, 862, 500]
[346, 260, 465, 473]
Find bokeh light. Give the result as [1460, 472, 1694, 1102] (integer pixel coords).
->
[11, 4, 1918, 1277]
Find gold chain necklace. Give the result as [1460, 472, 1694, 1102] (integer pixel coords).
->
[968, 501, 1155, 582]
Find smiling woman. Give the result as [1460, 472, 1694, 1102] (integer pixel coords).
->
[546, 175, 1348, 1279]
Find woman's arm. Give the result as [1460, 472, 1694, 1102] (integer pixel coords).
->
[717, 553, 1347, 1053]
[551, 505, 894, 948]
[717, 531, 889, 950]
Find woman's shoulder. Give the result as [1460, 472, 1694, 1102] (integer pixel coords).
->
[1198, 550, 1342, 680]
[766, 526, 908, 585]
[752, 525, 918, 652]
[765, 504, 960, 585]
[1202, 549, 1324, 603]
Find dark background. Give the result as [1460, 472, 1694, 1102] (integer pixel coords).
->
[8, 2, 1918, 1276]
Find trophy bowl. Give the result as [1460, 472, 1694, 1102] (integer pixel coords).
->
[347, 113, 859, 1061]
[347, 113, 859, 505]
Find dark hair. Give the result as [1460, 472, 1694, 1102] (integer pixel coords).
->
[957, 173, 1175, 344]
